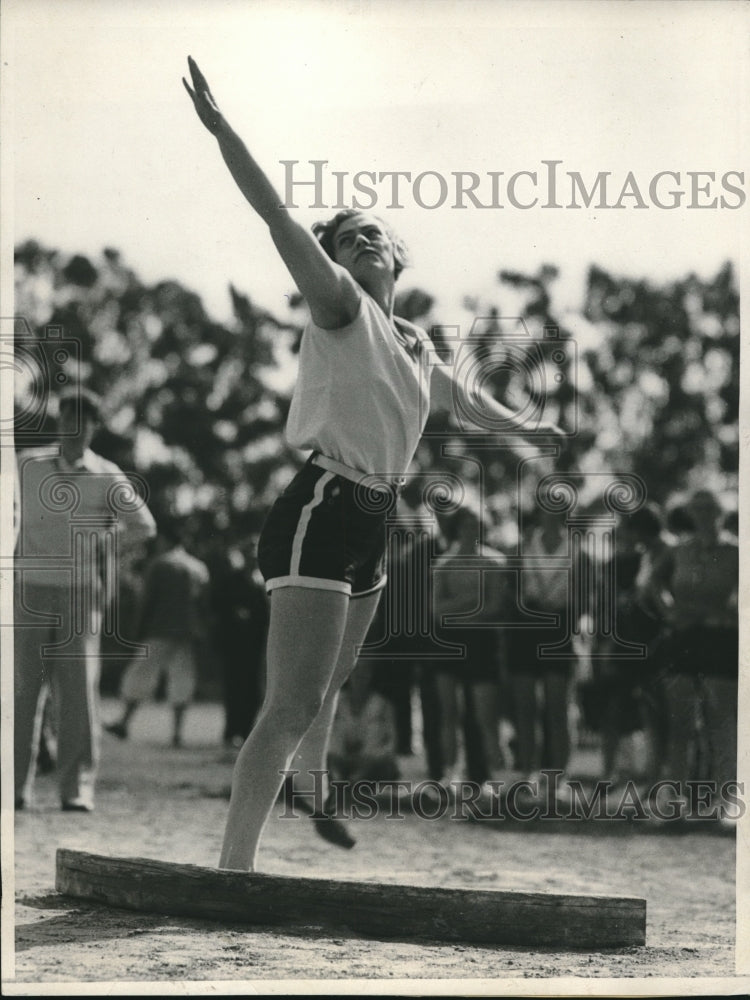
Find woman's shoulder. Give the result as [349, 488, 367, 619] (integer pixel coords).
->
[305, 293, 364, 336]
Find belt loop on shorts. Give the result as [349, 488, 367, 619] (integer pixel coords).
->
[310, 452, 406, 492]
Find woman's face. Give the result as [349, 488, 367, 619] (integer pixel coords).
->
[332, 213, 396, 281]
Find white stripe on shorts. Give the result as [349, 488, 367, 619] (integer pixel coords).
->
[289, 469, 335, 578]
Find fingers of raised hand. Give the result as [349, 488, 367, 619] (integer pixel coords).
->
[183, 63, 222, 131]
[187, 56, 212, 100]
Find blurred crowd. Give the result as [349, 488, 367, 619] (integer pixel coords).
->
[125, 477, 738, 826]
[11, 242, 740, 827]
[16, 404, 737, 828]
[340, 486, 739, 822]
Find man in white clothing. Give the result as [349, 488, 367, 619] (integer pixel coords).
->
[14, 389, 156, 811]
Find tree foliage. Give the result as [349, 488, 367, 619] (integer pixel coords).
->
[14, 239, 739, 559]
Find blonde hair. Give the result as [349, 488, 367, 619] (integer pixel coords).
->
[312, 209, 409, 280]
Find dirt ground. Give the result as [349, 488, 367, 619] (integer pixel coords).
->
[3, 697, 747, 995]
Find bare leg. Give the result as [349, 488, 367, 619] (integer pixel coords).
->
[219, 587, 376, 871]
[289, 591, 382, 798]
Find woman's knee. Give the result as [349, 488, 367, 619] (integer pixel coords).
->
[262, 690, 326, 740]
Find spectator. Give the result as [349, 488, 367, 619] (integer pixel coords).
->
[106, 517, 211, 748]
[432, 505, 508, 787]
[506, 507, 581, 801]
[14, 388, 156, 811]
[596, 503, 670, 787]
[652, 489, 738, 820]
[211, 539, 269, 749]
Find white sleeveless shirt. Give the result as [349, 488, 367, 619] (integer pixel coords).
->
[286, 293, 433, 477]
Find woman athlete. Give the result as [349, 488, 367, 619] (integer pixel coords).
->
[183, 56, 563, 871]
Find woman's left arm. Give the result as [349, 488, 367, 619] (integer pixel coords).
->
[428, 362, 564, 444]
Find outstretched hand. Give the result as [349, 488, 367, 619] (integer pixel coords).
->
[183, 56, 224, 135]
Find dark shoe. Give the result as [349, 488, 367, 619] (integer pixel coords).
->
[105, 722, 128, 740]
[281, 777, 356, 848]
[312, 813, 357, 850]
[61, 799, 94, 813]
[313, 790, 356, 849]
[15, 796, 26, 811]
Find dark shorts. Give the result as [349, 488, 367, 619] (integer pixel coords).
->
[257, 457, 393, 598]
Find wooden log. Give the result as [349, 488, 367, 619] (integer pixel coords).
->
[55, 849, 646, 948]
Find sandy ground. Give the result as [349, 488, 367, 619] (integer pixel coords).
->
[3, 697, 747, 995]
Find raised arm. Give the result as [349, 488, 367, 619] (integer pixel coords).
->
[183, 56, 360, 329]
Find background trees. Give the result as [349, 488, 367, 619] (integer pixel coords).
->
[14, 238, 739, 536]
[13, 241, 739, 685]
